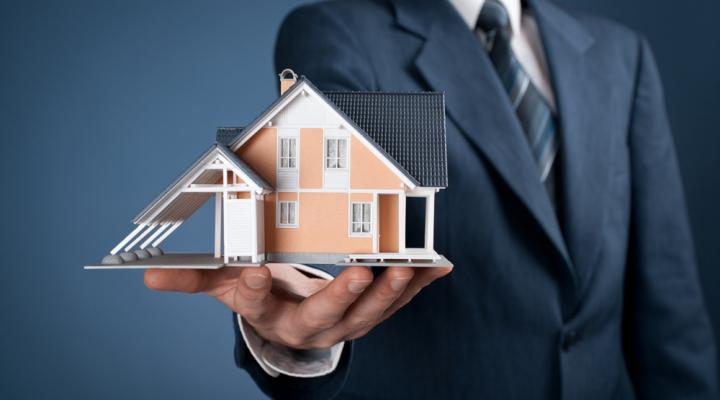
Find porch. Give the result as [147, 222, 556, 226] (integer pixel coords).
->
[92, 145, 272, 268]
[362, 188, 440, 261]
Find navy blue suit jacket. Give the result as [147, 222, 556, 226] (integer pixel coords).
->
[234, 0, 718, 398]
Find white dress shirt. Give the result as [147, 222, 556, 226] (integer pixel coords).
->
[240, 0, 557, 378]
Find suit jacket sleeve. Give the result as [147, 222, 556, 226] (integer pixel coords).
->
[232, 4, 375, 399]
[624, 36, 718, 399]
[273, 4, 375, 92]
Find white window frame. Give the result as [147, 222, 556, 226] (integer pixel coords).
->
[349, 202, 372, 236]
[278, 137, 297, 169]
[277, 201, 298, 227]
[324, 137, 348, 170]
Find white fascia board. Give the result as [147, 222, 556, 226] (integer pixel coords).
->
[274, 188, 405, 194]
[230, 81, 418, 190]
[407, 187, 439, 196]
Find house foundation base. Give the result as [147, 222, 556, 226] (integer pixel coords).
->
[84, 253, 259, 270]
[86, 252, 452, 270]
[337, 254, 453, 268]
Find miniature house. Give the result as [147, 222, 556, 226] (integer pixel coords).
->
[90, 70, 449, 269]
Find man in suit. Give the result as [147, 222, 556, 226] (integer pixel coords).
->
[144, 0, 718, 398]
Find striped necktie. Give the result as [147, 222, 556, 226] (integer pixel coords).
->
[476, 0, 559, 197]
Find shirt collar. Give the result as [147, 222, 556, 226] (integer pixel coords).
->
[448, 0, 522, 35]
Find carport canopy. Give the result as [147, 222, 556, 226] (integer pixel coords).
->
[108, 144, 272, 255]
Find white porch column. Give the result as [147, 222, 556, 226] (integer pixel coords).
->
[141, 224, 170, 249]
[222, 167, 229, 264]
[110, 224, 146, 255]
[214, 192, 222, 258]
[398, 192, 406, 253]
[424, 193, 435, 251]
[372, 192, 379, 253]
[152, 222, 182, 247]
[251, 191, 258, 263]
[125, 224, 157, 252]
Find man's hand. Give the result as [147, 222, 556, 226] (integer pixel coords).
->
[144, 265, 451, 349]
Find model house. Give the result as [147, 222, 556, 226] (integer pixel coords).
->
[89, 70, 450, 269]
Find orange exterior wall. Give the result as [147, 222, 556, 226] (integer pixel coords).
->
[230, 172, 245, 185]
[232, 192, 251, 199]
[236, 127, 404, 191]
[350, 193, 373, 202]
[299, 128, 323, 189]
[264, 192, 372, 254]
[350, 136, 404, 189]
[379, 194, 399, 252]
[236, 127, 277, 187]
[277, 192, 298, 201]
[234, 125, 408, 255]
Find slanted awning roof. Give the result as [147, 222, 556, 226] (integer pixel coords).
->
[108, 144, 271, 255]
[132, 143, 271, 225]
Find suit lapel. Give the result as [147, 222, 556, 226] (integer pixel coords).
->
[393, 0, 573, 275]
[529, 0, 616, 293]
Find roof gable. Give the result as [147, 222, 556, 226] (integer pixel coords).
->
[215, 145, 273, 191]
[133, 144, 271, 224]
[226, 78, 420, 189]
[223, 77, 447, 188]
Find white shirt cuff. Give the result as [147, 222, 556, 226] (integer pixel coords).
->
[237, 314, 344, 378]
[237, 263, 345, 378]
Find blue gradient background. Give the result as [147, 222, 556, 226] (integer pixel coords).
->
[1, 0, 718, 398]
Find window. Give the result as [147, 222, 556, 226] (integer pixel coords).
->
[325, 138, 347, 169]
[279, 201, 297, 226]
[279, 138, 297, 168]
[351, 202, 372, 234]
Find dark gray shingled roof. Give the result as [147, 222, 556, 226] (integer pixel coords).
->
[216, 127, 243, 145]
[224, 77, 448, 188]
[323, 91, 447, 188]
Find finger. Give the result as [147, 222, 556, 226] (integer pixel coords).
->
[379, 266, 452, 322]
[144, 269, 207, 293]
[310, 267, 414, 346]
[231, 266, 279, 326]
[144, 267, 244, 295]
[266, 263, 331, 298]
[290, 266, 373, 340]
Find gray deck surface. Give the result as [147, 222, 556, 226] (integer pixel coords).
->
[85, 253, 228, 270]
[85, 253, 452, 270]
[336, 255, 453, 268]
